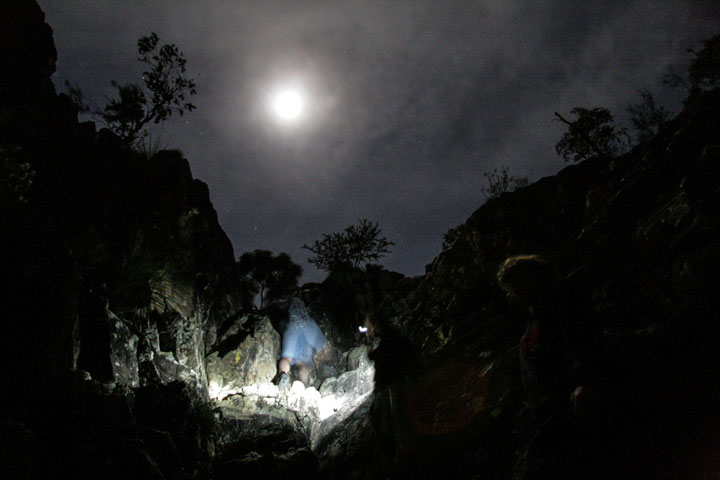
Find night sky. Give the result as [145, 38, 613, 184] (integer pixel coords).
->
[39, 1, 720, 282]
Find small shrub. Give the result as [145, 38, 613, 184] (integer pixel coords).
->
[302, 219, 394, 273]
[237, 250, 302, 309]
[555, 107, 630, 162]
[99, 33, 196, 145]
[482, 166, 529, 200]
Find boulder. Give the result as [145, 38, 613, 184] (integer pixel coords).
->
[206, 316, 281, 398]
[310, 346, 375, 448]
[108, 310, 140, 387]
[213, 409, 318, 479]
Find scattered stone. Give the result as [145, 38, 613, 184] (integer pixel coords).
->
[319, 377, 338, 396]
[346, 346, 367, 370]
[303, 386, 321, 404]
[257, 382, 280, 398]
[241, 384, 258, 396]
[291, 380, 306, 395]
[317, 394, 340, 420]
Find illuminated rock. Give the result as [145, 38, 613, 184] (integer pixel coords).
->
[206, 316, 281, 398]
[241, 384, 259, 396]
[257, 382, 280, 397]
[317, 394, 340, 419]
[290, 380, 306, 395]
[309, 346, 375, 449]
[345, 345, 368, 370]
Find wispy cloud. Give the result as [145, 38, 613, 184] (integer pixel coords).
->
[40, 0, 720, 279]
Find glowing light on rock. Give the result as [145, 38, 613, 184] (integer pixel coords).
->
[214, 346, 376, 449]
[290, 380, 306, 395]
[208, 380, 240, 400]
[317, 394, 341, 420]
[208, 381, 221, 399]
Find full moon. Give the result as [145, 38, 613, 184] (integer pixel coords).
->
[272, 90, 303, 120]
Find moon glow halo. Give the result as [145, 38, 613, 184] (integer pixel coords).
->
[272, 89, 303, 121]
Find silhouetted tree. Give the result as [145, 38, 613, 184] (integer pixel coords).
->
[442, 224, 465, 251]
[441, 167, 527, 252]
[63, 80, 90, 113]
[482, 165, 529, 200]
[687, 34, 720, 97]
[554, 107, 629, 162]
[99, 32, 196, 145]
[663, 33, 720, 102]
[302, 219, 395, 272]
[662, 65, 690, 93]
[627, 90, 672, 143]
[237, 250, 302, 309]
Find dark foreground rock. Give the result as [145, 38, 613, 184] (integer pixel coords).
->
[1, 377, 217, 479]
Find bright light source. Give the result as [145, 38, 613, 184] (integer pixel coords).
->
[358, 326, 368, 333]
[273, 90, 303, 120]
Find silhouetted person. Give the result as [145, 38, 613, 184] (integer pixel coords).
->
[365, 311, 417, 389]
[498, 255, 574, 419]
[498, 254, 590, 479]
[363, 310, 418, 478]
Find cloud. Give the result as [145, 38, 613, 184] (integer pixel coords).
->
[40, 0, 720, 280]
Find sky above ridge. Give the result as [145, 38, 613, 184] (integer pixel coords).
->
[39, 0, 720, 282]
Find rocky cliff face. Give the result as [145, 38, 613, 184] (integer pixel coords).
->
[330, 90, 720, 479]
[2, 2, 243, 392]
[2, 2, 244, 477]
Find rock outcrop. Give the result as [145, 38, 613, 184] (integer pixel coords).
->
[1, 0, 243, 396]
[207, 315, 281, 398]
[322, 90, 720, 479]
[2, 2, 242, 477]
[212, 345, 375, 478]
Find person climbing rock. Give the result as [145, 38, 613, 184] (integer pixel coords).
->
[497, 254, 602, 479]
[276, 296, 326, 389]
[497, 254, 574, 418]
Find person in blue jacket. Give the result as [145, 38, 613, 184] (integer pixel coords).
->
[277, 296, 326, 388]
